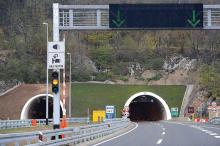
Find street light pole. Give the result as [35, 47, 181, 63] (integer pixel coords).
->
[43, 22, 49, 125]
[67, 52, 72, 117]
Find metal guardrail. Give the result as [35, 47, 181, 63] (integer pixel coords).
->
[0, 118, 129, 146]
[209, 117, 220, 125]
[0, 117, 89, 130]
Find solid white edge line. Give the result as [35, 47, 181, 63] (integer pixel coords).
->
[92, 122, 138, 146]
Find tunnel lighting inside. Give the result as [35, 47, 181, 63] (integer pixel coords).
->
[20, 94, 64, 119]
[129, 95, 164, 121]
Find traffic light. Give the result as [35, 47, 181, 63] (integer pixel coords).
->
[52, 71, 59, 94]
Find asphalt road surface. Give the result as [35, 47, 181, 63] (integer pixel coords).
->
[92, 121, 220, 146]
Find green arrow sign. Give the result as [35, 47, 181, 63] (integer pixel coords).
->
[112, 10, 125, 27]
[187, 10, 201, 27]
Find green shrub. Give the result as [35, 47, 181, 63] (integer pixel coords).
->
[144, 57, 164, 70]
[147, 73, 162, 81]
[118, 76, 129, 81]
[95, 72, 114, 81]
[72, 68, 91, 82]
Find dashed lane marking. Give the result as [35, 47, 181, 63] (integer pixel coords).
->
[202, 129, 208, 132]
[209, 133, 218, 136]
[214, 136, 220, 139]
[156, 139, 163, 145]
[205, 131, 212, 134]
[162, 128, 165, 131]
[162, 132, 166, 135]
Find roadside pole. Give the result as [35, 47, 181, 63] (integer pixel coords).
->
[43, 22, 49, 125]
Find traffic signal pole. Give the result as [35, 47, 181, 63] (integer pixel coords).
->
[53, 3, 60, 130]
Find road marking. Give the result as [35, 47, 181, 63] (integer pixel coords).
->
[156, 139, 163, 144]
[162, 132, 166, 135]
[162, 128, 165, 131]
[202, 129, 208, 132]
[214, 136, 220, 138]
[209, 133, 218, 136]
[205, 131, 212, 134]
[93, 122, 138, 146]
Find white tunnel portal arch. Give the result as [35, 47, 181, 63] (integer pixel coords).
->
[20, 94, 64, 120]
[124, 92, 172, 120]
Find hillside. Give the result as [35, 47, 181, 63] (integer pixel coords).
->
[71, 83, 186, 117]
[0, 0, 219, 119]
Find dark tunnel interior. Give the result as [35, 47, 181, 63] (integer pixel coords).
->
[28, 96, 63, 119]
[129, 95, 164, 121]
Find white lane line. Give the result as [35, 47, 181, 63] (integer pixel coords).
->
[209, 133, 218, 136]
[156, 139, 163, 144]
[202, 129, 208, 132]
[93, 123, 138, 146]
[205, 131, 213, 134]
[162, 128, 165, 131]
[214, 136, 220, 138]
[162, 132, 166, 135]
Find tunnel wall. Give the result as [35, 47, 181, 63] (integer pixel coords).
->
[20, 94, 64, 119]
[124, 92, 172, 120]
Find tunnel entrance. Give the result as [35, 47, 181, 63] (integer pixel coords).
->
[27, 96, 63, 119]
[21, 94, 64, 119]
[129, 95, 164, 121]
[124, 92, 171, 121]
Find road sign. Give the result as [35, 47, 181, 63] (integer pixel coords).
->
[48, 41, 65, 69]
[188, 106, 194, 113]
[211, 101, 217, 108]
[105, 105, 116, 119]
[109, 4, 203, 29]
[48, 42, 65, 53]
[171, 107, 179, 117]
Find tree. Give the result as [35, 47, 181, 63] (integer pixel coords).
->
[199, 64, 220, 97]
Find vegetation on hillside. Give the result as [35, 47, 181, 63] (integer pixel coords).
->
[72, 83, 186, 117]
[0, 0, 219, 98]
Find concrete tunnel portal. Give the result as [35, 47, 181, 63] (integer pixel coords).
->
[20, 94, 64, 119]
[124, 92, 171, 121]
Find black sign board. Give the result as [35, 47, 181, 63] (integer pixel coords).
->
[109, 4, 203, 29]
[188, 107, 195, 113]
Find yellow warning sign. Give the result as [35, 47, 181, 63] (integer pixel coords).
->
[92, 110, 106, 123]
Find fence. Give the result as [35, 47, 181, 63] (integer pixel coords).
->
[0, 118, 129, 146]
[0, 118, 89, 130]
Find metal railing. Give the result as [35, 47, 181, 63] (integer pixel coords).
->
[0, 117, 89, 130]
[209, 117, 220, 125]
[0, 118, 130, 146]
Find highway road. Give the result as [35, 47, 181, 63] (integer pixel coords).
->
[93, 121, 220, 146]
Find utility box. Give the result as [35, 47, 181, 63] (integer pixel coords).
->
[92, 110, 106, 123]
